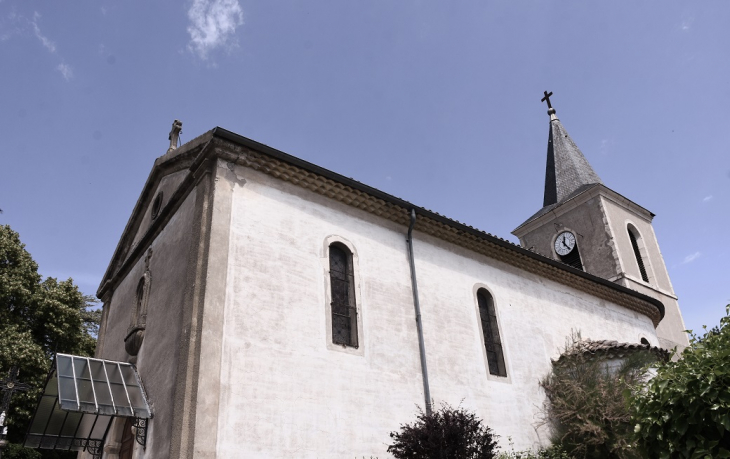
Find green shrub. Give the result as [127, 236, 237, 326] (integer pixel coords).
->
[630, 305, 730, 458]
[539, 334, 658, 459]
[496, 438, 569, 459]
[388, 403, 499, 459]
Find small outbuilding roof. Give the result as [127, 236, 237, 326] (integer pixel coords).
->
[552, 339, 670, 366]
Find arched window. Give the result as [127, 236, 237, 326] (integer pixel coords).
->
[477, 289, 506, 377]
[627, 226, 649, 282]
[329, 243, 358, 348]
[640, 337, 650, 346]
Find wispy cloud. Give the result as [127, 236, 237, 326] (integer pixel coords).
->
[4, 11, 72, 81]
[31, 12, 56, 52]
[682, 252, 701, 264]
[187, 0, 244, 60]
[57, 63, 73, 81]
[1, 11, 23, 41]
[702, 195, 713, 203]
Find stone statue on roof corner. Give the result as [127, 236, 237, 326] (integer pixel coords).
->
[168, 119, 182, 153]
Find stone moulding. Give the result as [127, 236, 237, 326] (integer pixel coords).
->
[97, 127, 664, 327]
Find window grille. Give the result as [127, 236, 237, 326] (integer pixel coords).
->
[628, 229, 649, 282]
[329, 244, 358, 347]
[477, 289, 506, 377]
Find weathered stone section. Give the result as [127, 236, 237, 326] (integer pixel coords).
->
[131, 169, 189, 248]
[513, 194, 620, 281]
[96, 186, 199, 458]
[210, 165, 658, 456]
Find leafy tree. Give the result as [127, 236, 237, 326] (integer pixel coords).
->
[539, 334, 660, 459]
[0, 225, 98, 456]
[387, 403, 499, 459]
[630, 305, 730, 458]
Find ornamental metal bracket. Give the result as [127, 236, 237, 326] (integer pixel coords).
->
[85, 439, 103, 459]
[133, 417, 147, 449]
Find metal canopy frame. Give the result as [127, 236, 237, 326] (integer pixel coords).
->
[23, 354, 151, 458]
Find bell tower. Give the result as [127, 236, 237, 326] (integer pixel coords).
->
[512, 93, 688, 351]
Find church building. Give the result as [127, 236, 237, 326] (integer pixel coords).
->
[25, 97, 688, 458]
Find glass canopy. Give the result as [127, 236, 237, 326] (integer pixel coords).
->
[23, 354, 151, 455]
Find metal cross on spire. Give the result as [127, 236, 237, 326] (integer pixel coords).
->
[541, 90, 554, 109]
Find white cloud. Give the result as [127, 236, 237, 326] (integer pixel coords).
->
[187, 0, 244, 60]
[1, 11, 23, 41]
[682, 252, 701, 264]
[702, 195, 713, 203]
[57, 63, 73, 81]
[681, 17, 694, 31]
[31, 12, 56, 53]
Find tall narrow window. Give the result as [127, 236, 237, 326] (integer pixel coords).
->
[329, 243, 358, 347]
[628, 228, 649, 282]
[477, 289, 506, 377]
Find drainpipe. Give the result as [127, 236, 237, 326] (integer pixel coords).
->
[407, 209, 432, 415]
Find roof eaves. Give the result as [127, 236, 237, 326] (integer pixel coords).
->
[211, 127, 665, 321]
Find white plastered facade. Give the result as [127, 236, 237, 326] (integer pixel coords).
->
[200, 161, 659, 457]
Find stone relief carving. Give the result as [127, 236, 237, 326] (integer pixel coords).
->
[125, 249, 152, 356]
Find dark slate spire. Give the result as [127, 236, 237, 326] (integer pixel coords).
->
[542, 102, 602, 207]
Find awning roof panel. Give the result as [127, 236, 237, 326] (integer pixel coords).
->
[55, 354, 151, 418]
[24, 354, 151, 454]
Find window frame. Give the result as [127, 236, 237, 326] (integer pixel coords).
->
[626, 223, 652, 284]
[323, 235, 364, 356]
[473, 285, 510, 382]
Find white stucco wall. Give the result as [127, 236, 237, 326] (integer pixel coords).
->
[208, 163, 659, 458]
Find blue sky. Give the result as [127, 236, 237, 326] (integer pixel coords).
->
[1, 1, 728, 335]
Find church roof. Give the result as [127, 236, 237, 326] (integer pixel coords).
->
[98, 126, 666, 326]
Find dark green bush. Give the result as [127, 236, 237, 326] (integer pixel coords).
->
[388, 403, 499, 459]
[630, 305, 730, 458]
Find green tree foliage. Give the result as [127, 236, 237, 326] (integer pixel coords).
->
[0, 225, 98, 451]
[630, 305, 730, 458]
[387, 403, 499, 459]
[539, 335, 659, 459]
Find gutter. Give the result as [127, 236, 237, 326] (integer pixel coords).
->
[407, 209, 432, 415]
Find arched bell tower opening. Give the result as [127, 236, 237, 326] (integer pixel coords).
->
[627, 223, 651, 283]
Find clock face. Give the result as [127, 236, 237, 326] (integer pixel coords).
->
[554, 231, 576, 256]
